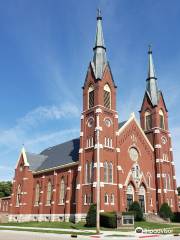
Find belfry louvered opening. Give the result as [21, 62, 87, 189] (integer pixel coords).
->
[88, 85, 94, 109]
[104, 84, 111, 109]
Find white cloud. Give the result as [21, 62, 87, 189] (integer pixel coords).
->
[0, 103, 80, 154]
[17, 103, 80, 128]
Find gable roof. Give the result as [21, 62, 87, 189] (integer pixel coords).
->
[117, 113, 154, 151]
[17, 121, 132, 173]
[37, 138, 80, 172]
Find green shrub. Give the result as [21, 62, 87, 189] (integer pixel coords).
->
[171, 212, 180, 222]
[86, 204, 96, 227]
[100, 212, 117, 228]
[128, 201, 143, 221]
[159, 203, 173, 220]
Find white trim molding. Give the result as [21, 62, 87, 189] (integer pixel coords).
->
[116, 148, 120, 152]
[118, 184, 123, 189]
[79, 148, 83, 153]
[155, 144, 161, 149]
[117, 114, 154, 151]
[94, 144, 103, 149]
[154, 129, 160, 134]
[95, 108, 102, 113]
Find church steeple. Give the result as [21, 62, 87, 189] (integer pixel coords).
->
[92, 9, 107, 80]
[146, 46, 159, 106]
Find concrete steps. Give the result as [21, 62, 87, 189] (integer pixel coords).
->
[145, 213, 169, 223]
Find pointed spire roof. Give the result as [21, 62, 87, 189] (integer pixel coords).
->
[146, 45, 159, 106]
[91, 9, 107, 79]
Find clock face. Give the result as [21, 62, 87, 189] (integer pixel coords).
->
[87, 118, 94, 127]
[161, 136, 167, 144]
[105, 118, 112, 127]
[129, 148, 139, 161]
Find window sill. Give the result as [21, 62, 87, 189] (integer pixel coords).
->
[45, 204, 51, 207]
[58, 203, 65, 206]
[34, 204, 39, 207]
[85, 147, 94, 150]
[104, 146, 114, 150]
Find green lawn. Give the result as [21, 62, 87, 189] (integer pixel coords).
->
[1, 220, 180, 234]
[135, 221, 180, 229]
[0, 227, 93, 235]
[0, 221, 92, 230]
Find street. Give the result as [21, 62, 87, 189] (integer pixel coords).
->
[0, 230, 179, 240]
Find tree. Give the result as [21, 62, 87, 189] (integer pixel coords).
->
[0, 181, 12, 198]
[86, 204, 96, 227]
[129, 201, 143, 221]
[159, 203, 173, 220]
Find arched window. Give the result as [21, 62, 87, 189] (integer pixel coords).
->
[132, 164, 140, 179]
[88, 85, 94, 109]
[59, 177, 65, 204]
[85, 162, 90, 183]
[136, 165, 140, 178]
[35, 183, 40, 206]
[167, 174, 171, 190]
[159, 109, 165, 129]
[104, 193, 108, 204]
[104, 84, 111, 109]
[145, 111, 152, 130]
[104, 161, 108, 183]
[46, 181, 52, 205]
[110, 193, 114, 205]
[89, 162, 94, 183]
[16, 185, 21, 207]
[147, 174, 151, 188]
[84, 194, 87, 205]
[139, 185, 146, 213]
[126, 183, 134, 210]
[109, 162, 113, 183]
[163, 174, 168, 189]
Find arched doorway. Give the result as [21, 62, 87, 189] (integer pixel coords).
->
[126, 183, 135, 210]
[139, 185, 146, 213]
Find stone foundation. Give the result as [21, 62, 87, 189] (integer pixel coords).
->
[8, 213, 87, 223]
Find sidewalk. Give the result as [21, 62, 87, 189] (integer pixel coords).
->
[0, 225, 176, 238]
[0, 225, 135, 236]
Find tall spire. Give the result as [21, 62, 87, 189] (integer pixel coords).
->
[146, 45, 159, 106]
[92, 9, 107, 79]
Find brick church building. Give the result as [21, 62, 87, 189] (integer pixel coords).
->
[1, 12, 179, 222]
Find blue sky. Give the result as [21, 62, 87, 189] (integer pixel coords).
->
[0, 0, 180, 184]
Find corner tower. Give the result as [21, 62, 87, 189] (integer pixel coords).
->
[140, 46, 178, 212]
[76, 11, 119, 221]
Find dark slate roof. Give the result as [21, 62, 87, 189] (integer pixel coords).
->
[37, 138, 80, 171]
[26, 152, 47, 171]
[26, 138, 80, 172]
[26, 121, 126, 173]
[118, 121, 127, 129]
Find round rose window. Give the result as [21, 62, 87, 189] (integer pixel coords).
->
[129, 147, 139, 161]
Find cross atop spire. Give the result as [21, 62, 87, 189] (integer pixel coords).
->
[146, 45, 159, 106]
[97, 8, 102, 20]
[92, 9, 107, 79]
